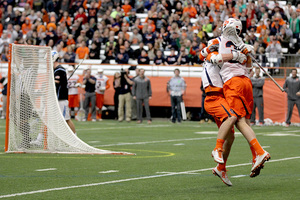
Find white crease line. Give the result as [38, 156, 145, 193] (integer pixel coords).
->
[1, 156, 299, 199]
[76, 125, 171, 131]
[99, 170, 119, 174]
[94, 137, 216, 147]
[231, 175, 247, 178]
[35, 168, 57, 172]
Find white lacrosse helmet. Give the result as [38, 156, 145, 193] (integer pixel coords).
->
[222, 18, 242, 36]
[51, 50, 59, 62]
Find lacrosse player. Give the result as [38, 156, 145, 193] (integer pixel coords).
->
[199, 38, 247, 186]
[67, 66, 81, 119]
[95, 68, 110, 121]
[214, 18, 270, 177]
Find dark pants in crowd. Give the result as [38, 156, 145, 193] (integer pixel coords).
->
[251, 96, 264, 124]
[171, 95, 182, 123]
[136, 98, 151, 121]
[286, 99, 300, 125]
[84, 92, 96, 120]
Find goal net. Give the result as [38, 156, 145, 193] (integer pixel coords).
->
[5, 44, 133, 155]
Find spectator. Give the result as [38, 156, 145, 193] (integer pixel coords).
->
[147, 43, 156, 60]
[183, 2, 197, 18]
[113, 72, 121, 120]
[177, 46, 190, 65]
[165, 48, 178, 65]
[133, 42, 145, 60]
[122, 0, 132, 16]
[250, 67, 265, 126]
[76, 40, 89, 60]
[132, 68, 152, 124]
[124, 40, 134, 59]
[21, 17, 32, 35]
[64, 45, 76, 63]
[89, 42, 100, 59]
[143, 26, 156, 45]
[266, 36, 282, 74]
[129, 27, 142, 45]
[283, 69, 300, 127]
[135, 0, 145, 13]
[168, 32, 180, 50]
[278, 28, 291, 49]
[0, 33, 10, 54]
[138, 50, 150, 65]
[203, 17, 212, 33]
[116, 46, 129, 64]
[74, 7, 88, 24]
[95, 68, 110, 121]
[118, 69, 133, 122]
[289, 12, 300, 42]
[154, 50, 165, 65]
[270, 17, 282, 36]
[82, 68, 97, 121]
[167, 68, 186, 123]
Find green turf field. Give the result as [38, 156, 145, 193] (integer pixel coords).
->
[0, 119, 299, 200]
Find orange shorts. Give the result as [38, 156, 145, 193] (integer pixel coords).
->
[223, 76, 253, 119]
[204, 92, 237, 128]
[96, 93, 104, 109]
[68, 94, 79, 108]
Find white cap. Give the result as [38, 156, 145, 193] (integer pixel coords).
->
[67, 66, 74, 71]
[98, 68, 104, 73]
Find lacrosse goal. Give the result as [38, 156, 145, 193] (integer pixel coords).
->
[5, 44, 133, 155]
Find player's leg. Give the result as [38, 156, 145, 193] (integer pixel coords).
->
[285, 99, 295, 126]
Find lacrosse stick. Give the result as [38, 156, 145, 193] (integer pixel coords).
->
[222, 26, 285, 92]
[67, 58, 85, 81]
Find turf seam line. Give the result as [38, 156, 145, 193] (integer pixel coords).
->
[0, 156, 300, 199]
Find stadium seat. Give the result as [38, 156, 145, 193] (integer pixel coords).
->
[109, 60, 117, 64]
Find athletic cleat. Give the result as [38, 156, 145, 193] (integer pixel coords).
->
[212, 167, 232, 186]
[211, 148, 224, 164]
[251, 151, 270, 175]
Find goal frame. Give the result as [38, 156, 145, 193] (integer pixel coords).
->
[4, 44, 133, 155]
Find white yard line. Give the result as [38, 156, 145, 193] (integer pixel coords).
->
[94, 137, 216, 147]
[0, 156, 299, 199]
[35, 168, 57, 172]
[76, 125, 171, 131]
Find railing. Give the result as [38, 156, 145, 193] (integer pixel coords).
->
[0, 53, 299, 78]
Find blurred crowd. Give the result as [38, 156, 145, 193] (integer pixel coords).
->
[0, 0, 300, 66]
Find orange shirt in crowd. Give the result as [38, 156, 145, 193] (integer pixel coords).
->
[183, 6, 197, 18]
[271, 18, 286, 27]
[67, 39, 76, 46]
[22, 23, 32, 35]
[256, 24, 267, 33]
[211, 0, 225, 10]
[76, 46, 89, 59]
[59, 16, 72, 26]
[122, 4, 132, 16]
